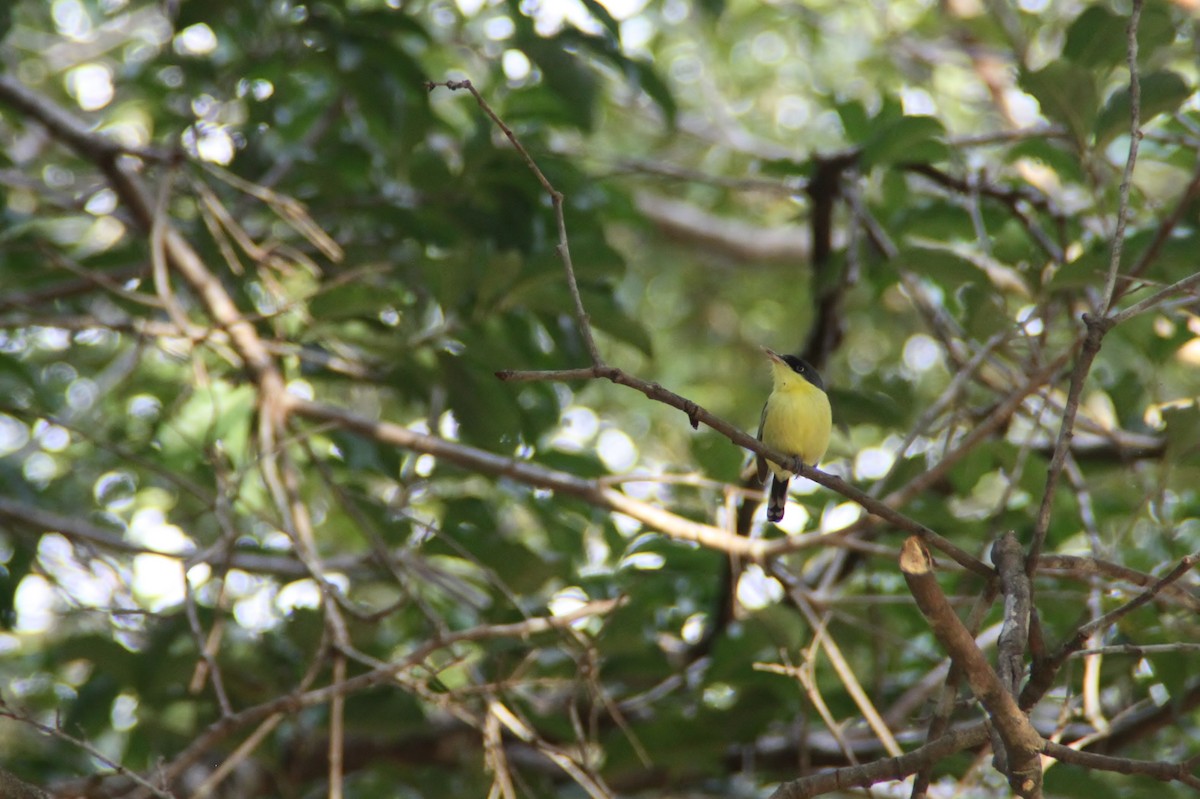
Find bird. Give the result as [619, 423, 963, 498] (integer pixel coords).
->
[756, 347, 832, 523]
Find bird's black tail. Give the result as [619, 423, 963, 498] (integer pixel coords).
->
[767, 474, 789, 522]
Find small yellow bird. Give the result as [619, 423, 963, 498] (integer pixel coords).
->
[756, 348, 832, 523]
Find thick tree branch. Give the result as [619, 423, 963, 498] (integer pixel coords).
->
[993, 533, 1032, 695]
[900, 537, 1043, 797]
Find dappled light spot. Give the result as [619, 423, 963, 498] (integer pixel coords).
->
[13, 575, 56, 634]
[132, 554, 184, 611]
[65, 63, 113, 111]
[597, 427, 637, 472]
[854, 446, 895, 481]
[619, 551, 664, 571]
[902, 333, 940, 373]
[173, 23, 218, 56]
[736, 565, 783, 610]
[681, 612, 706, 644]
[821, 501, 863, 534]
[277, 579, 322, 613]
[0, 415, 30, 458]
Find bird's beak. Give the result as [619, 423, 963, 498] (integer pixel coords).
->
[763, 347, 785, 364]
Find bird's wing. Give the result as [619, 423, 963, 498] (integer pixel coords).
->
[755, 401, 768, 483]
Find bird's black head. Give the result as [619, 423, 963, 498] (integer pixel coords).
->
[781, 354, 825, 391]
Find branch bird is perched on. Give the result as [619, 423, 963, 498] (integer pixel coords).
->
[756, 348, 832, 523]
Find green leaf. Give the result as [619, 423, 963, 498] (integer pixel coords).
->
[1043, 765, 1124, 799]
[580, 285, 653, 355]
[861, 115, 948, 167]
[309, 281, 389, 321]
[580, 0, 621, 42]
[1135, 4, 1183, 65]
[692, 430, 746, 482]
[516, 32, 599, 132]
[64, 673, 122, 738]
[1048, 245, 1106, 291]
[958, 283, 1009, 338]
[627, 58, 677, 127]
[947, 444, 996, 493]
[1095, 71, 1192, 147]
[901, 245, 982, 288]
[1162, 404, 1200, 463]
[476, 250, 527, 313]
[0, 351, 35, 392]
[826, 386, 911, 428]
[328, 430, 403, 477]
[537, 449, 606, 479]
[1019, 62, 1098, 145]
[504, 83, 598, 130]
[439, 501, 559, 592]
[1055, 227, 1200, 294]
[0, 539, 32, 629]
[1061, 4, 1174, 71]
[1062, 6, 1129, 69]
[836, 100, 871, 144]
[1126, 227, 1200, 286]
[1109, 312, 1190, 367]
[1005, 138, 1086, 184]
[439, 352, 524, 450]
[157, 382, 256, 469]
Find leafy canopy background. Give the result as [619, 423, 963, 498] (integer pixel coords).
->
[1, 0, 1199, 797]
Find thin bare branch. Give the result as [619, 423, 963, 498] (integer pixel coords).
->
[770, 723, 992, 798]
[1071, 643, 1200, 657]
[1109, 268, 1200, 326]
[0, 698, 176, 799]
[288, 396, 764, 557]
[1041, 740, 1200, 789]
[1101, 0, 1145, 314]
[427, 78, 602, 366]
[187, 713, 283, 798]
[1036, 553, 1200, 611]
[329, 653, 347, 799]
[497, 366, 991, 575]
[182, 564, 233, 718]
[1026, 313, 1113, 573]
[1022, 552, 1199, 708]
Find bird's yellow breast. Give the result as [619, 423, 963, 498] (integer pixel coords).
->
[761, 370, 832, 479]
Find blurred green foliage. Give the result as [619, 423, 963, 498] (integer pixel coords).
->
[1, 0, 1199, 797]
